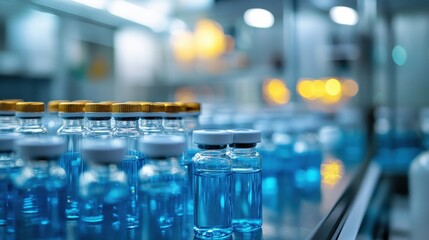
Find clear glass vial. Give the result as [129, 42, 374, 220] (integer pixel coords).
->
[45, 100, 69, 136]
[84, 103, 112, 139]
[192, 130, 233, 239]
[140, 102, 165, 135]
[12, 136, 66, 239]
[138, 135, 187, 239]
[111, 103, 144, 230]
[15, 102, 47, 136]
[78, 139, 129, 239]
[0, 134, 21, 238]
[0, 101, 20, 133]
[228, 129, 263, 232]
[57, 102, 87, 219]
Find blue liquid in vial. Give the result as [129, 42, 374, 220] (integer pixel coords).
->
[120, 150, 143, 229]
[59, 151, 82, 219]
[194, 171, 232, 239]
[182, 158, 195, 239]
[14, 180, 67, 239]
[294, 151, 322, 189]
[232, 169, 262, 232]
[78, 182, 128, 239]
[140, 182, 184, 240]
[0, 165, 20, 237]
[186, 148, 199, 163]
[185, 160, 195, 214]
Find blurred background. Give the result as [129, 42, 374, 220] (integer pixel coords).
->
[3, 1, 429, 239]
[1, 0, 422, 109]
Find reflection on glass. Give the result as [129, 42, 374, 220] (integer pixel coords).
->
[320, 158, 344, 188]
[233, 228, 263, 240]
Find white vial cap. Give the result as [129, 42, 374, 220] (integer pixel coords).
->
[82, 139, 126, 164]
[0, 134, 19, 152]
[139, 135, 186, 158]
[193, 130, 233, 145]
[16, 136, 65, 159]
[228, 129, 261, 144]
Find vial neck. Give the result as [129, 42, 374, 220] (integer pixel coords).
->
[88, 163, 120, 176]
[26, 158, 59, 172]
[145, 157, 180, 168]
[19, 117, 43, 127]
[163, 117, 184, 130]
[0, 152, 16, 168]
[87, 118, 111, 130]
[0, 115, 18, 128]
[183, 115, 199, 131]
[229, 146, 257, 155]
[0, 115, 16, 122]
[61, 118, 84, 128]
[141, 117, 163, 129]
[198, 147, 227, 156]
[114, 118, 139, 129]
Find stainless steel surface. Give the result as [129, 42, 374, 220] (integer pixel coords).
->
[260, 158, 362, 240]
[338, 162, 381, 239]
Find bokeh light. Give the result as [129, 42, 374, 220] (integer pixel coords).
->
[392, 45, 407, 66]
[313, 80, 326, 98]
[171, 30, 195, 62]
[175, 87, 196, 102]
[342, 79, 359, 97]
[263, 79, 290, 105]
[321, 158, 344, 187]
[297, 77, 358, 105]
[194, 19, 226, 59]
[297, 80, 316, 100]
[171, 19, 227, 62]
[325, 78, 342, 96]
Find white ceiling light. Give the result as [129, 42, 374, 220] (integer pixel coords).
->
[108, 0, 169, 32]
[244, 8, 274, 28]
[72, 0, 105, 9]
[329, 6, 358, 26]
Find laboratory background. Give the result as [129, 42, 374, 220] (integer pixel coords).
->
[1, 0, 429, 239]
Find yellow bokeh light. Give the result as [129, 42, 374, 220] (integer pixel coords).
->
[194, 19, 226, 59]
[343, 79, 359, 97]
[321, 92, 342, 104]
[263, 79, 290, 105]
[297, 80, 316, 100]
[325, 78, 342, 96]
[313, 80, 326, 98]
[171, 30, 195, 62]
[175, 87, 196, 102]
[321, 158, 344, 187]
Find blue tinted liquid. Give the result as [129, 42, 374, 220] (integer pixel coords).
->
[119, 151, 142, 229]
[258, 148, 277, 176]
[182, 159, 195, 239]
[1, 165, 20, 238]
[140, 182, 184, 240]
[184, 161, 194, 215]
[0, 174, 8, 226]
[194, 171, 232, 239]
[274, 144, 296, 173]
[342, 129, 366, 162]
[14, 181, 67, 239]
[232, 169, 262, 232]
[294, 151, 322, 189]
[78, 183, 128, 239]
[0, 173, 11, 230]
[186, 148, 199, 163]
[59, 151, 82, 219]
